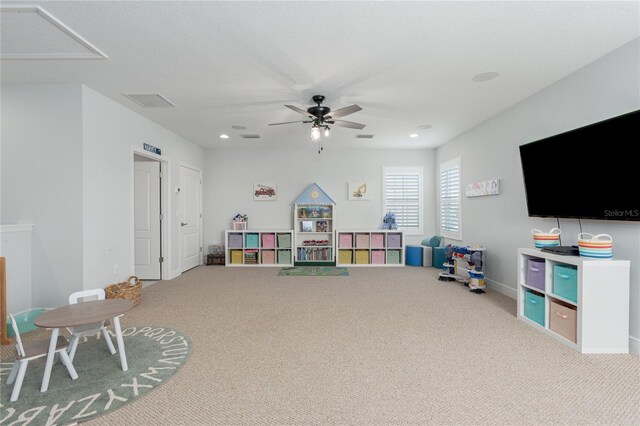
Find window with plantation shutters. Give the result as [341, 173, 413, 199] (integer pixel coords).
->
[440, 157, 462, 240]
[382, 167, 423, 235]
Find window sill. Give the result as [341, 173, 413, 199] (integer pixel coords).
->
[441, 231, 462, 241]
[399, 228, 423, 236]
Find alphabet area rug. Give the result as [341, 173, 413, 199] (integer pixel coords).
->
[0, 326, 191, 425]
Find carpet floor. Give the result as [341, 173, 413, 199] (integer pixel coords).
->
[2, 266, 639, 425]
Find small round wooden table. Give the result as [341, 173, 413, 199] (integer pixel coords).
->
[34, 299, 134, 393]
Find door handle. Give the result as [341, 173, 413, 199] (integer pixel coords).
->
[181, 222, 188, 226]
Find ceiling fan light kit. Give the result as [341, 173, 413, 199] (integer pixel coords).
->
[310, 125, 321, 142]
[269, 95, 365, 154]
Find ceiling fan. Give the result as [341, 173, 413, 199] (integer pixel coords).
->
[269, 95, 366, 144]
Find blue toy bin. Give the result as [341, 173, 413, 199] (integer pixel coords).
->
[433, 247, 446, 269]
[406, 245, 423, 266]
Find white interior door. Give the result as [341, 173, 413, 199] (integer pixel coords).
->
[180, 165, 201, 272]
[134, 160, 161, 279]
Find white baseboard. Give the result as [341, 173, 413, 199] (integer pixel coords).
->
[169, 268, 181, 280]
[141, 280, 158, 289]
[486, 278, 517, 299]
[630, 336, 640, 356]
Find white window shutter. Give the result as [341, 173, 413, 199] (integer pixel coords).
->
[440, 158, 462, 240]
[382, 167, 423, 235]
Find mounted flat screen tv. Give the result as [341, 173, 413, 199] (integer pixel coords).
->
[519, 109, 639, 221]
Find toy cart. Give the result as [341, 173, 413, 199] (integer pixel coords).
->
[438, 245, 486, 294]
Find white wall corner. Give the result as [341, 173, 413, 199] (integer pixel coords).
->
[169, 268, 181, 280]
[630, 336, 640, 356]
[486, 278, 517, 299]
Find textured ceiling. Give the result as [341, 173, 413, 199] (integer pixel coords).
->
[1, 1, 638, 149]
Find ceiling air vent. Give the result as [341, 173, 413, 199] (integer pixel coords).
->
[124, 94, 175, 108]
[356, 134, 375, 139]
[240, 134, 261, 139]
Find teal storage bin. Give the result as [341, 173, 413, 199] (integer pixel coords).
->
[277, 233, 291, 248]
[524, 289, 545, 326]
[386, 250, 401, 264]
[245, 233, 259, 248]
[553, 264, 578, 302]
[433, 247, 446, 269]
[277, 250, 291, 264]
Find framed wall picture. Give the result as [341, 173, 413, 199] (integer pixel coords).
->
[464, 178, 500, 198]
[254, 183, 277, 201]
[348, 182, 370, 200]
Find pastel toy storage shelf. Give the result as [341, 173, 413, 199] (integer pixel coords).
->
[225, 230, 294, 267]
[517, 248, 630, 353]
[335, 230, 405, 267]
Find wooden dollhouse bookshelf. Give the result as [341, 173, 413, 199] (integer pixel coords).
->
[293, 183, 336, 265]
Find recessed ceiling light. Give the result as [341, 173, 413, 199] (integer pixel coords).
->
[472, 72, 500, 82]
[232, 125, 247, 130]
[219, 134, 230, 139]
[417, 124, 432, 130]
[409, 133, 419, 138]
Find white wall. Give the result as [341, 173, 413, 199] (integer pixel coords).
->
[1, 84, 84, 308]
[0, 226, 33, 313]
[1, 83, 205, 311]
[435, 38, 640, 341]
[204, 147, 436, 248]
[82, 86, 205, 288]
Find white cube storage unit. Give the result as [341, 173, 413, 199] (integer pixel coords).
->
[517, 248, 630, 353]
[225, 230, 294, 267]
[336, 230, 405, 267]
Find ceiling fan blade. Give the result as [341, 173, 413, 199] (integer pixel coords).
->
[285, 105, 313, 117]
[325, 104, 362, 119]
[268, 120, 311, 126]
[328, 119, 366, 130]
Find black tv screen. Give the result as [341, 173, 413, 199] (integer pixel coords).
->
[519, 109, 639, 221]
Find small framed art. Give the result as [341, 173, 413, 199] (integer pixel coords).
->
[254, 183, 277, 200]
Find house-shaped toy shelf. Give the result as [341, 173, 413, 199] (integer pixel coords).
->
[293, 183, 336, 265]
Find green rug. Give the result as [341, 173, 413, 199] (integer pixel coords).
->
[0, 326, 191, 425]
[278, 266, 349, 276]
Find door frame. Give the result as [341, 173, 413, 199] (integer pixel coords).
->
[130, 147, 171, 282]
[178, 161, 203, 273]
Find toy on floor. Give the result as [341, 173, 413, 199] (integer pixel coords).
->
[438, 244, 486, 294]
[438, 244, 456, 281]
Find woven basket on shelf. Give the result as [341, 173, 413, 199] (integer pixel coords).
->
[105, 275, 142, 306]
